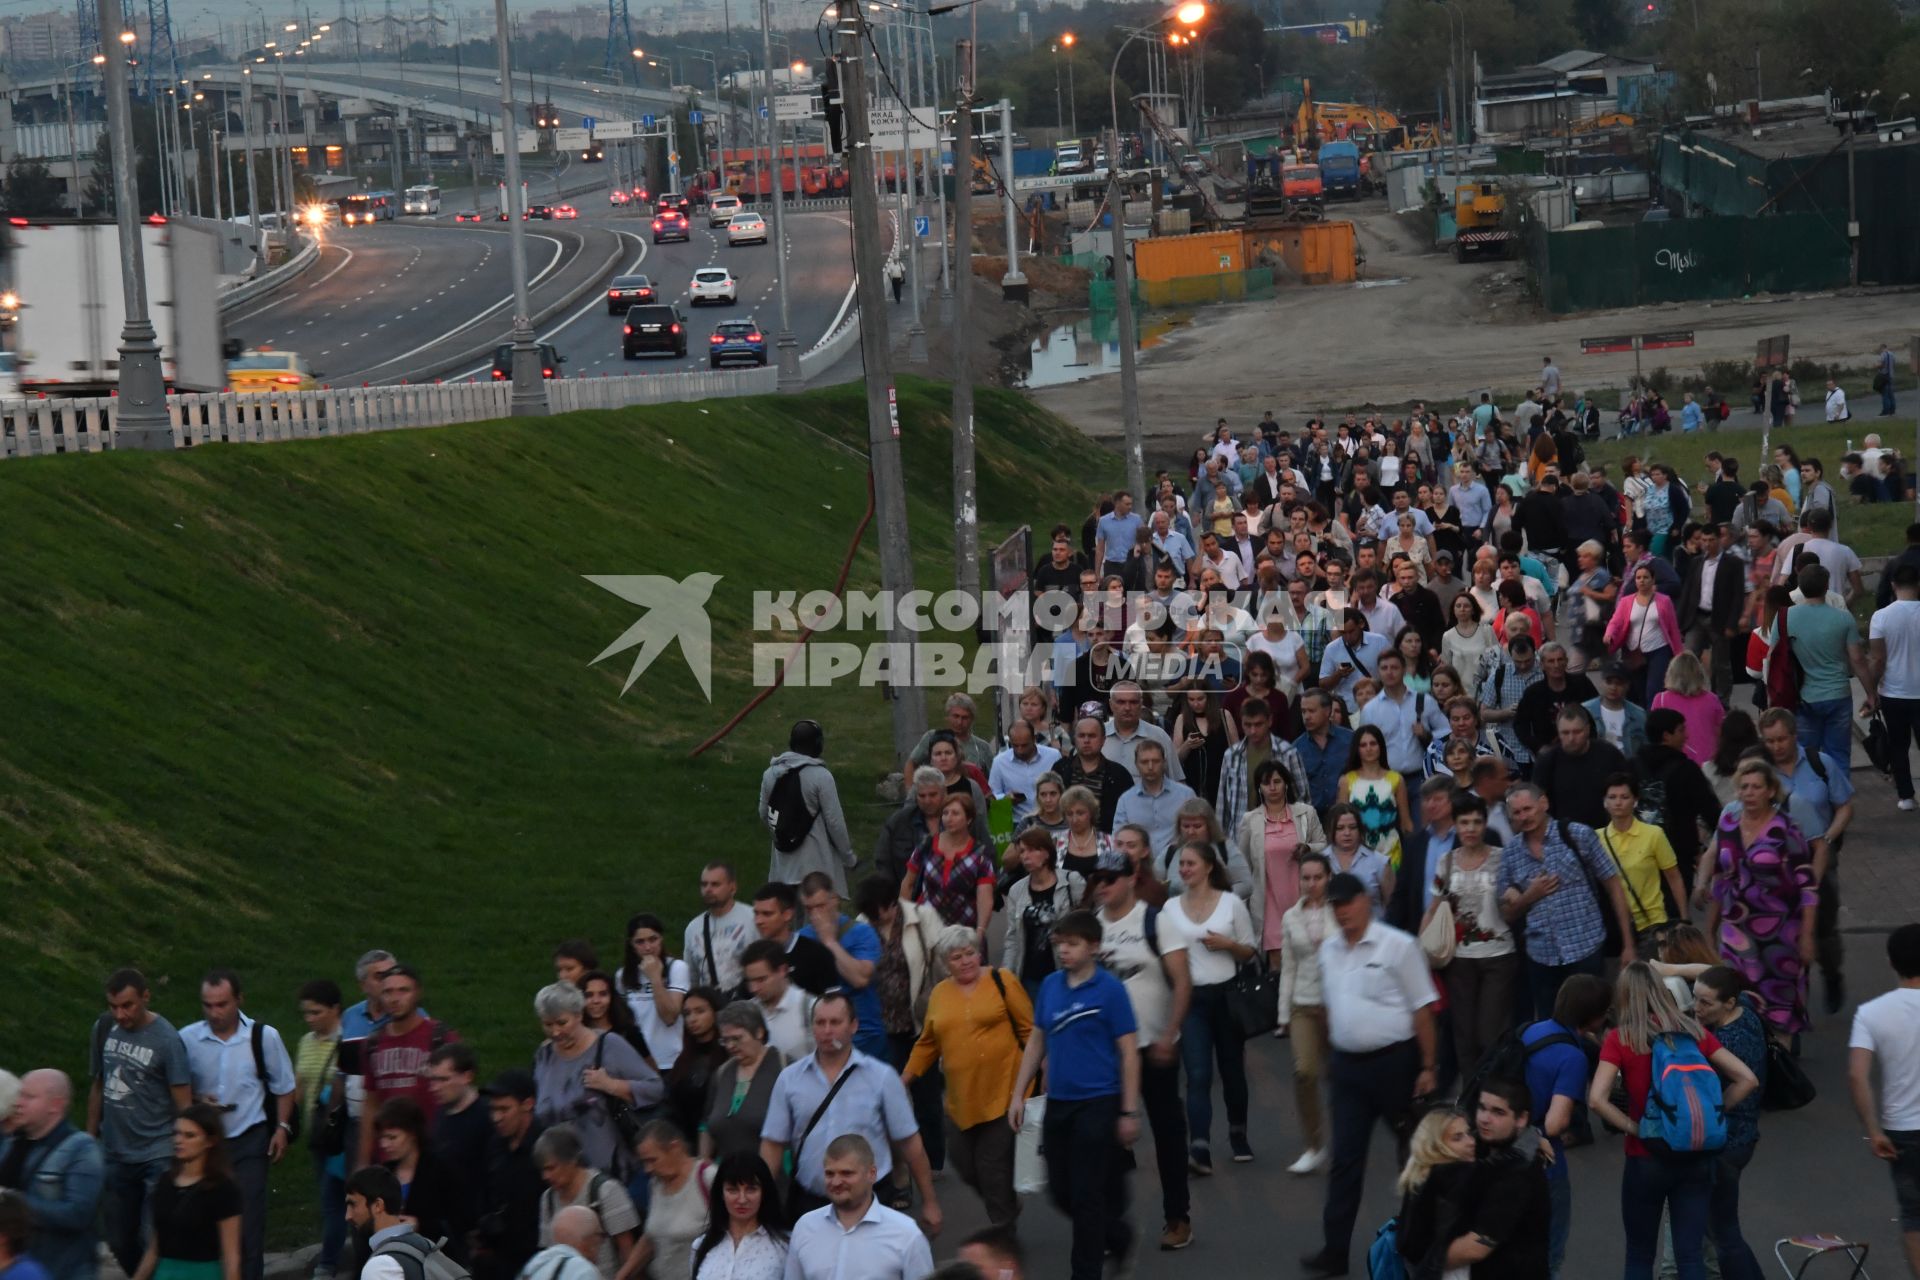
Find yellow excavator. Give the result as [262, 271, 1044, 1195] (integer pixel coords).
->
[1294, 78, 1401, 150]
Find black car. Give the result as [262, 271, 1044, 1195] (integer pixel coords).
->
[528, 204, 556, 220]
[606, 274, 657, 314]
[490, 342, 565, 380]
[622, 304, 688, 359]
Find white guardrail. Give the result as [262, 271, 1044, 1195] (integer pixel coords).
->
[0, 304, 863, 459]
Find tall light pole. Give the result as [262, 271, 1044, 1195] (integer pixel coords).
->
[494, 0, 547, 414]
[1061, 31, 1077, 138]
[759, 0, 799, 386]
[1108, 1, 1208, 508]
[97, 10, 171, 449]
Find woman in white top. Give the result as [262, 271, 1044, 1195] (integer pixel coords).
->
[690, 1152, 789, 1280]
[1246, 612, 1306, 694]
[632, 1122, 712, 1280]
[1466, 556, 1501, 624]
[1418, 793, 1516, 1078]
[616, 913, 691, 1070]
[1276, 850, 1336, 1173]
[1441, 590, 1495, 699]
[1160, 839, 1259, 1174]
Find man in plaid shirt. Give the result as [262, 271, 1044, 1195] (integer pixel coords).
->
[1477, 631, 1545, 777]
[1214, 697, 1313, 833]
[1281, 576, 1336, 680]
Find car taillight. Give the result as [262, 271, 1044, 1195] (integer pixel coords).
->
[653, 219, 662, 228]
[543, 367, 553, 377]
[710, 334, 725, 344]
[670, 323, 681, 334]
[608, 289, 619, 296]
[622, 325, 632, 335]
[274, 374, 301, 384]
[492, 369, 505, 378]
[748, 333, 762, 342]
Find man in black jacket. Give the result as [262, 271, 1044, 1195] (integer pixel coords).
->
[1530, 705, 1627, 828]
[1516, 471, 1571, 561]
[1632, 708, 1722, 890]
[1511, 643, 1596, 760]
[1438, 1078, 1552, 1280]
[1876, 521, 1920, 609]
[1678, 524, 1746, 699]
[474, 1071, 545, 1280]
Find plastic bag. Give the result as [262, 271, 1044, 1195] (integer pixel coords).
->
[1013, 1095, 1048, 1195]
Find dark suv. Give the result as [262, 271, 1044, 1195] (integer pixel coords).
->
[622, 304, 688, 359]
[491, 342, 564, 379]
[606, 274, 657, 314]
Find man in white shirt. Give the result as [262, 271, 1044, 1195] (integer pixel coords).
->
[1795, 507, 1865, 602]
[783, 1135, 934, 1280]
[1846, 923, 1920, 1277]
[1870, 565, 1920, 810]
[1104, 681, 1186, 784]
[989, 720, 1063, 824]
[1319, 610, 1392, 711]
[1825, 379, 1850, 422]
[1357, 651, 1449, 775]
[683, 861, 759, 993]
[740, 940, 815, 1061]
[1351, 569, 1407, 642]
[1196, 531, 1245, 591]
[1301, 875, 1438, 1277]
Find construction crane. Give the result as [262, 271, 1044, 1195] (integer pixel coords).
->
[1131, 92, 1227, 225]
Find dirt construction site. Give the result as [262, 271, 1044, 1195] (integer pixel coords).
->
[1027, 204, 1918, 442]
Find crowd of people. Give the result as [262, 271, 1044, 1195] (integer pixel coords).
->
[5, 388, 1920, 1280]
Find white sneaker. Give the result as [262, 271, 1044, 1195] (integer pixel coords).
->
[1288, 1148, 1327, 1174]
[1900, 798, 1916, 811]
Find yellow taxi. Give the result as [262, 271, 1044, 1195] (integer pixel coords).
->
[227, 349, 317, 393]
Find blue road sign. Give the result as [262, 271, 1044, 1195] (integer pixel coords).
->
[688, 109, 703, 124]
[643, 113, 656, 129]
[758, 104, 768, 117]
[914, 215, 930, 237]
[582, 115, 595, 128]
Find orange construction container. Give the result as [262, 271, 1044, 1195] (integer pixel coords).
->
[1241, 220, 1357, 285]
[1132, 230, 1245, 283]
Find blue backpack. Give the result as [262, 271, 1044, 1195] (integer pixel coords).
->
[1639, 1033, 1727, 1154]
[1367, 1218, 1408, 1280]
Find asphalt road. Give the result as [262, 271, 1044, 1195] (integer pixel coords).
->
[915, 929, 1911, 1279]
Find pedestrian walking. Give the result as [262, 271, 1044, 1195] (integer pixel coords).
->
[124, 1104, 241, 1280]
[1847, 923, 1920, 1279]
[87, 969, 191, 1276]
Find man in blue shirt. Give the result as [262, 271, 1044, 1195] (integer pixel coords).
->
[797, 874, 887, 1060]
[1318, 609, 1391, 712]
[1292, 689, 1355, 813]
[1520, 974, 1611, 1280]
[1094, 490, 1144, 575]
[0, 1071, 102, 1280]
[1009, 910, 1141, 1280]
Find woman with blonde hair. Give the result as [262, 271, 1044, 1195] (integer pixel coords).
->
[1590, 963, 1759, 1280]
[1165, 796, 1253, 899]
[1651, 652, 1724, 766]
[1017, 685, 1071, 755]
[1052, 784, 1115, 878]
[1392, 1109, 1477, 1279]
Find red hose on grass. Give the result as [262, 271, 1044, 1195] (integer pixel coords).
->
[687, 469, 879, 758]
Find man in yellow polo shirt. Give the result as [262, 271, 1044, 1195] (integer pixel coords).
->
[1596, 772, 1687, 949]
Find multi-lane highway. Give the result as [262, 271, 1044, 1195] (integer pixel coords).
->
[226, 190, 853, 386]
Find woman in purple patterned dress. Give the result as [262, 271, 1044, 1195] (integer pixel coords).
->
[1706, 758, 1819, 1035]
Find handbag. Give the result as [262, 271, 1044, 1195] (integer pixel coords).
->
[1762, 1036, 1817, 1111]
[589, 1031, 647, 1149]
[1224, 957, 1281, 1040]
[1419, 854, 1457, 969]
[1864, 709, 1894, 778]
[309, 1040, 350, 1156]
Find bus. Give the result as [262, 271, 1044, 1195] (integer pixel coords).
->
[403, 184, 442, 215]
[336, 190, 397, 225]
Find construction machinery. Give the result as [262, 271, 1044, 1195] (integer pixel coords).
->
[1295, 78, 1402, 150]
[1452, 180, 1514, 261]
[1133, 93, 1228, 225]
[1247, 153, 1324, 221]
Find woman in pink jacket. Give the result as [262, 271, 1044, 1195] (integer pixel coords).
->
[1604, 562, 1684, 703]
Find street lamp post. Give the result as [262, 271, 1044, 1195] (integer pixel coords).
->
[97, 9, 172, 448]
[1107, 1, 1207, 508]
[493, 0, 547, 414]
[760, 0, 800, 387]
[1063, 32, 1077, 138]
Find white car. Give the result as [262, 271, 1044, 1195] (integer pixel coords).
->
[727, 212, 768, 246]
[707, 194, 742, 227]
[688, 267, 738, 306]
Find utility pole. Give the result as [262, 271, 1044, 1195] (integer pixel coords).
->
[999, 96, 1024, 299]
[951, 39, 978, 600]
[242, 69, 263, 262]
[97, 2, 171, 449]
[494, 0, 548, 414]
[1845, 94, 1860, 288]
[894, 16, 926, 363]
[841, 7, 926, 762]
[926, 13, 951, 322]
[760, 0, 799, 388]
[1107, 123, 1145, 507]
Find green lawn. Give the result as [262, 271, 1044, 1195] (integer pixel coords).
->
[0, 378, 1117, 1245]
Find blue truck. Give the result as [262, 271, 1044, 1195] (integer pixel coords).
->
[1316, 141, 1362, 199]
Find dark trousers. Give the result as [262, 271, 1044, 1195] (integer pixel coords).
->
[1817, 859, 1844, 981]
[1043, 1095, 1131, 1280]
[1708, 1142, 1768, 1280]
[230, 1122, 272, 1280]
[1181, 983, 1249, 1148]
[1321, 1040, 1420, 1265]
[887, 1030, 945, 1170]
[311, 1149, 347, 1272]
[1683, 622, 1733, 700]
[1527, 952, 1605, 1021]
[103, 1155, 171, 1274]
[1883, 696, 1920, 799]
[1140, 1049, 1190, 1226]
[945, 1115, 1018, 1226]
[1622, 1152, 1714, 1280]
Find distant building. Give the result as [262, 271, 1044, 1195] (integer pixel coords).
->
[1474, 50, 1656, 142]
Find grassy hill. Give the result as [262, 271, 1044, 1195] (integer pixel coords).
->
[0, 379, 1115, 1237]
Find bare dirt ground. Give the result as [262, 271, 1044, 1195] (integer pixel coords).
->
[1030, 203, 1917, 442]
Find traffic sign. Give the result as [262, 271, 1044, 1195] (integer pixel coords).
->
[556, 127, 591, 149]
[868, 106, 936, 153]
[758, 104, 769, 118]
[914, 215, 930, 237]
[642, 113, 656, 129]
[774, 93, 815, 122]
[582, 115, 595, 129]
[688, 109, 703, 124]
[669, 151, 680, 165]
[595, 120, 640, 140]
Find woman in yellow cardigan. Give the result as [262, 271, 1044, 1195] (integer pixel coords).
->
[901, 924, 1034, 1227]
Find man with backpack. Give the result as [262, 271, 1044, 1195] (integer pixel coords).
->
[759, 720, 855, 895]
[1497, 784, 1638, 1019]
[0, 1071, 103, 1280]
[1091, 849, 1194, 1252]
[347, 1165, 471, 1280]
[358, 967, 459, 1168]
[1515, 973, 1610, 1279]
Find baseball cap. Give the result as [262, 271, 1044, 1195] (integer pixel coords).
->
[1087, 849, 1130, 879]
[1602, 660, 1632, 682]
[1327, 873, 1369, 905]
[481, 1069, 537, 1101]
[1434, 550, 1455, 564]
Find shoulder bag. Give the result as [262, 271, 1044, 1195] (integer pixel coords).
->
[1418, 851, 1457, 969]
[1225, 956, 1281, 1041]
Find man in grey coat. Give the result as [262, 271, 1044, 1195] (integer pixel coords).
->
[760, 719, 856, 894]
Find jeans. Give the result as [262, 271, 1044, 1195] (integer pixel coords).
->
[1548, 1172, 1572, 1280]
[1623, 1152, 1715, 1280]
[1043, 1095, 1132, 1280]
[230, 1122, 272, 1280]
[1181, 983, 1249, 1149]
[1708, 1142, 1767, 1280]
[102, 1155, 172, 1275]
[1795, 696, 1854, 772]
[1884, 383, 1898, 416]
[1140, 1049, 1190, 1225]
[311, 1149, 347, 1272]
[1630, 647, 1673, 707]
[888, 1031, 945, 1171]
[1882, 696, 1920, 799]
[1321, 1040, 1420, 1265]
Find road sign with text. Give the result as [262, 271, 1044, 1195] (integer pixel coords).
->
[868, 106, 936, 152]
[593, 120, 641, 139]
[556, 127, 591, 149]
[775, 93, 816, 121]
[489, 127, 539, 154]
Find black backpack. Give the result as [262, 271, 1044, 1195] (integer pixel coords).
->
[1460, 1021, 1576, 1113]
[767, 765, 819, 853]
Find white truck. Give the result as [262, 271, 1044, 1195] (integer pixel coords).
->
[10, 217, 226, 395]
